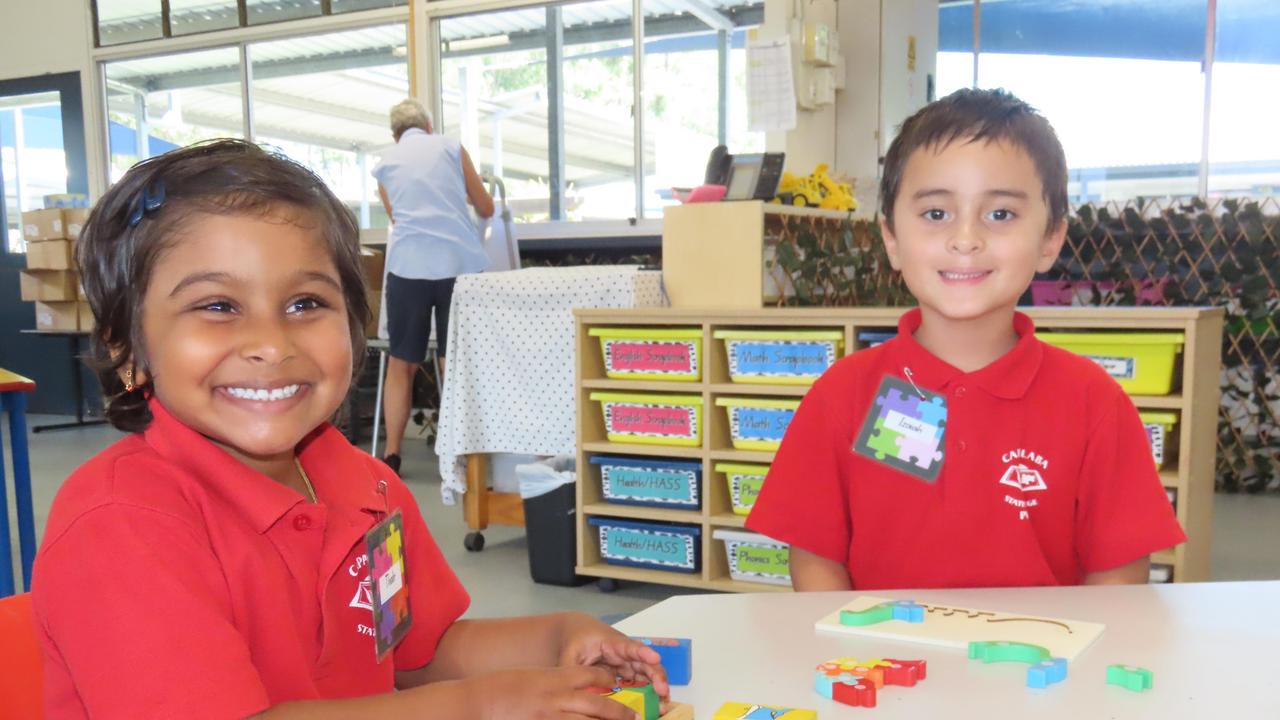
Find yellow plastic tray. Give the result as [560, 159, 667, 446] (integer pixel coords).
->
[1139, 410, 1179, 469]
[589, 327, 703, 381]
[713, 329, 845, 386]
[715, 462, 770, 515]
[1037, 332, 1184, 395]
[590, 392, 703, 447]
[715, 397, 801, 451]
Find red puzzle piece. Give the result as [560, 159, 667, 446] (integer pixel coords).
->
[882, 659, 928, 687]
[832, 678, 877, 708]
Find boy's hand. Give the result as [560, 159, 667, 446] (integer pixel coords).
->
[476, 666, 641, 720]
[555, 612, 670, 698]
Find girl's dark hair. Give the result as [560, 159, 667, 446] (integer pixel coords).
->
[879, 88, 1068, 234]
[77, 138, 369, 433]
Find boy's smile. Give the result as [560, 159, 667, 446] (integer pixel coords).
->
[137, 209, 354, 483]
[881, 137, 1066, 361]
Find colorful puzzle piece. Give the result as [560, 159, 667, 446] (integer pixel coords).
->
[968, 641, 1051, 665]
[894, 432, 945, 469]
[712, 703, 816, 720]
[832, 676, 877, 708]
[601, 683, 660, 720]
[882, 658, 927, 687]
[1106, 664, 1154, 692]
[890, 600, 925, 623]
[912, 395, 947, 429]
[1026, 658, 1068, 689]
[840, 602, 895, 626]
[816, 656, 926, 706]
[634, 636, 692, 685]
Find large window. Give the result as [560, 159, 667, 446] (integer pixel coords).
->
[939, 0, 1280, 202]
[1208, 0, 1280, 196]
[93, 0, 407, 46]
[1, 93, 68, 253]
[250, 24, 408, 228]
[100, 23, 408, 229]
[940, 0, 1208, 203]
[104, 47, 245, 182]
[435, 0, 763, 222]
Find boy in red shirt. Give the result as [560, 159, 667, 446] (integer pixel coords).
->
[746, 89, 1185, 590]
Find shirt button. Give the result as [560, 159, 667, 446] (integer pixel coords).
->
[955, 386, 967, 398]
[958, 440, 968, 452]
[293, 515, 312, 531]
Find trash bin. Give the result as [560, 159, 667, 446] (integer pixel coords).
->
[517, 456, 588, 586]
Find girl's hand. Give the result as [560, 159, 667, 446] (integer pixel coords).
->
[475, 666, 641, 720]
[556, 613, 670, 699]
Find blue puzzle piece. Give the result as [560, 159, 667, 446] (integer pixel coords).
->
[1026, 657, 1068, 689]
[890, 600, 925, 623]
[874, 388, 923, 420]
[913, 395, 947, 434]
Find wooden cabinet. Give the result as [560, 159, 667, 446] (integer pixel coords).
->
[574, 307, 1223, 592]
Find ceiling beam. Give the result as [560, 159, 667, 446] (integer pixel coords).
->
[671, 0, 735, 32]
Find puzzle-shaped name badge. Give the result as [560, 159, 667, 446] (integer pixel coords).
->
[365, 509, 412, 661]
[853, 375, 948, 482]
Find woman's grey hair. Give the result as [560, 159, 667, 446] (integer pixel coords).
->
[390, 99, 433, 139]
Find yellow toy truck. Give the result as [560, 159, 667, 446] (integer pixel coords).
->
[773, 164, 856, 211]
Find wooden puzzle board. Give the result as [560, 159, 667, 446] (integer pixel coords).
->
[815, 596, 1105, 661]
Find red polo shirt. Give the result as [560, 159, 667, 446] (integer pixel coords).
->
[746, 309, 1185, 589]
[33, 400, 469, 719]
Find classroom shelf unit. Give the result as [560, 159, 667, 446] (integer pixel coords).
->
[574, 307, 1224, 592]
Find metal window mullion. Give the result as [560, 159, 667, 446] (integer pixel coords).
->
[1198, 0, 1217, 199]
[162, 0, 172, 37]
[972, 0, 981, 88]
[241, 44, 255, 141]
[321, 0, 334, 15]
[546, 5, 565, 221]
[633, 0, 644, 219]
[238, 0, 249, 27]
[717, 27, 729, 146]
[91, 0, 102, 47]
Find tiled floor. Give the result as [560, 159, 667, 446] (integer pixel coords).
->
[5, 414, 1280, 616]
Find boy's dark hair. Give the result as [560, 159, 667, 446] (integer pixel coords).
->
[77, 138, 369, 433]
[879, 88, 1068, 233]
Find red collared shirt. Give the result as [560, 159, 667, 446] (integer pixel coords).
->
[746, 308, 1185, 589]
[33, 400, 469, 719]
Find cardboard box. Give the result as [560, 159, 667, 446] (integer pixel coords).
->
[20, 270, 78, 302]
[34, 301, 80, 331]
[25, 239, 75, 271]
[360, 248, 385, 289]
[78, 302, 95, 331]
[21, 208, 65, 241]
[63, 208, 90, 240]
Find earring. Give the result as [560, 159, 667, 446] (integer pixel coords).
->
[124, 367, 135, 393]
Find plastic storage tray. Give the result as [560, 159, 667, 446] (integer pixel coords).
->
[715, 396, 801, 451]
[714, 462, 770, 515]
[712, 528, 791, 585]
[713, 329, 844, 385]
[590, 392, 703, 447]
[588, 327, 702, 381]
[1037, 332, 1184, 395]
[1139, 411, 1179, 469]
[590, 455, 702, 509]
[857, 330, 897, 347]
[588, 517, 701, 573]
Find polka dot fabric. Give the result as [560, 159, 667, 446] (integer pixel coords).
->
[435, 266, 666, 504]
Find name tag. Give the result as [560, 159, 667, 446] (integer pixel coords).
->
[852, 375, 948, 483]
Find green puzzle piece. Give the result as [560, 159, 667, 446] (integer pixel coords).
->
[1106, 664, 1153, 692]
[865, 417, 902, 460]
[840, 603, 894, 627]
[968, 641, 1051, 665]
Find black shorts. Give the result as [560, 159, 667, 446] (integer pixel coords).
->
[386, 273, 456, 363]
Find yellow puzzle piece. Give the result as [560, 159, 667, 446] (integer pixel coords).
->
[712, 702, 817, 719]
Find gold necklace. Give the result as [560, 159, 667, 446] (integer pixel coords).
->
[294, 457, 317, 503]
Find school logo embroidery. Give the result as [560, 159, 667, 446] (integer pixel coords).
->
[349, 578, 374, 611]
[998, 449, 1050, 521]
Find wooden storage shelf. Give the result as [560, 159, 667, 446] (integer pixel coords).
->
[576, 306, 1223, 592]
[582, 502, 703, 523]
[581, 441, 704, 459]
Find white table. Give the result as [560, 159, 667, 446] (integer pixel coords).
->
[614, 582, 1280, 719]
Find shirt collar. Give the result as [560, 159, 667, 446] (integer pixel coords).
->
[885, 307, 1043, 400]
[399, 127, 427, 141]
[143, 399, 386, 533]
